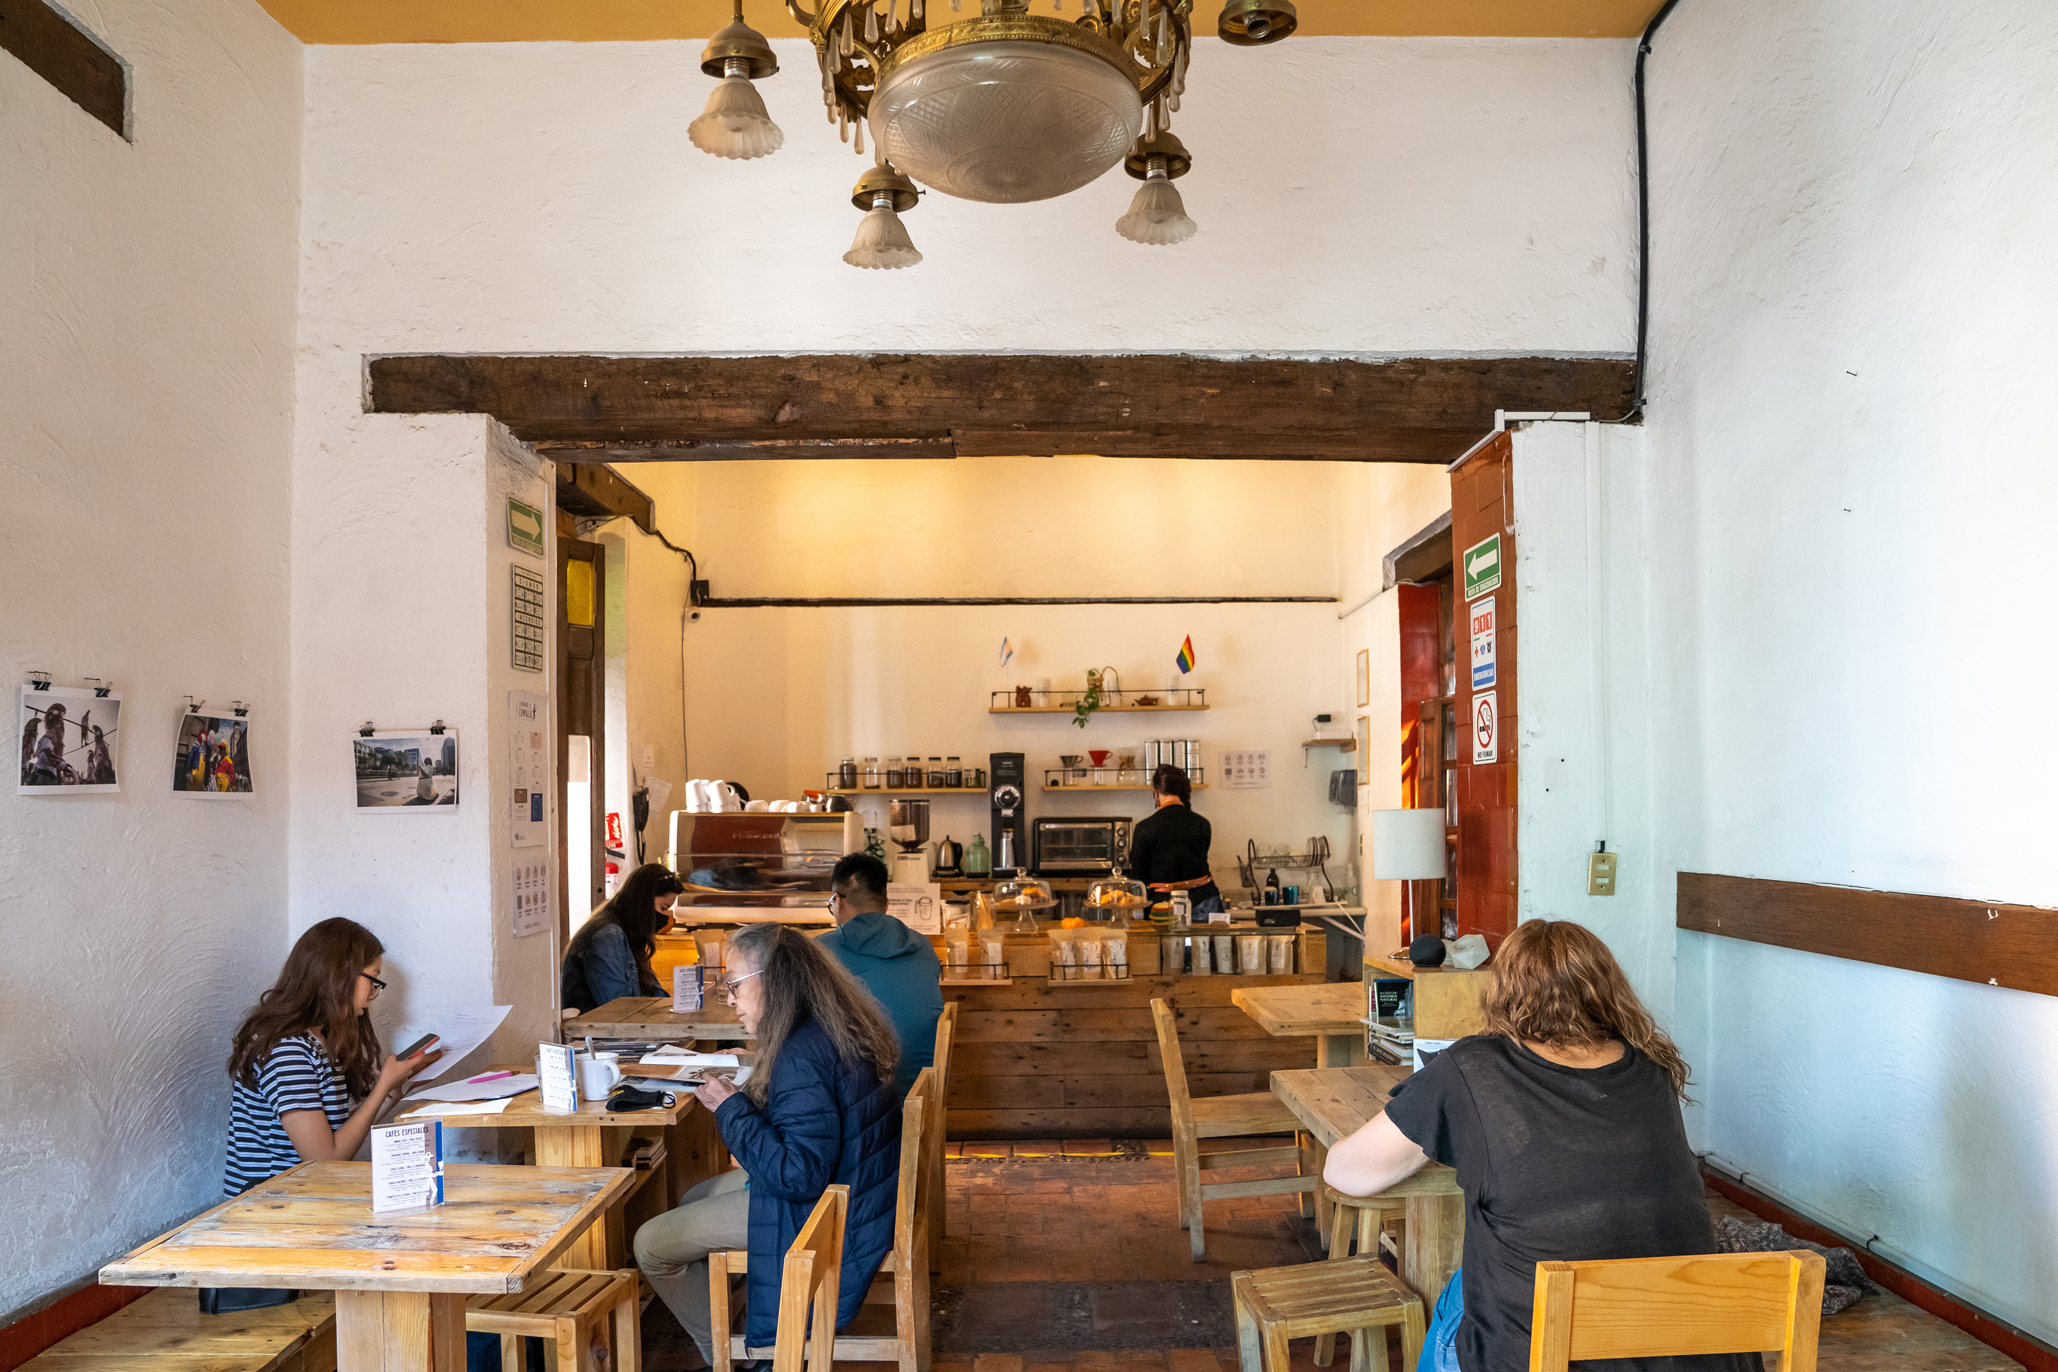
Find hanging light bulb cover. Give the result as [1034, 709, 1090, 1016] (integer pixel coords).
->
[1115, 131, 1196, 245]
[844, 162, 924, 269]
[1218, 0, 1298, 45]
[690, 6, 784, 159]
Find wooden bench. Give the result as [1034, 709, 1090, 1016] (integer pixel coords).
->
[18, 1290, 335, 1372]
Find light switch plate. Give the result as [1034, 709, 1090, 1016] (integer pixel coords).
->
[1587, 851, 1619, 897]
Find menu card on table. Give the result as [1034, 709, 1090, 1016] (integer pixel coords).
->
[538, 1041, 579, 1114]
[371, 1119, 444, 1212]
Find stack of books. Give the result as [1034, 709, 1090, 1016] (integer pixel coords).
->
[1364, 977, 1415, 1066]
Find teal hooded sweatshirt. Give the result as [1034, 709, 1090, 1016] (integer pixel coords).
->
[817, 909, 944, 1098]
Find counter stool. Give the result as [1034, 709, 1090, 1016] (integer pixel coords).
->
[1232, 1256, 1424, 1372]
[1314, 1186, 1405, 1366]
[466, 1268, 640, 1372]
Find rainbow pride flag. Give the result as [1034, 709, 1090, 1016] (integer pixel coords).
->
[1175, 635, 1196, 673]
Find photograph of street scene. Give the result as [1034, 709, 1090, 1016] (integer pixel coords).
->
[353, 730, 458, 808]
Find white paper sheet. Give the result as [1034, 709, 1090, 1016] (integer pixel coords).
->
[403, 1072, 538, 1104]
[399, 1098, 513, 1120]
[391, 1005, 513, 1083]
[639, 1049, 741, 1068]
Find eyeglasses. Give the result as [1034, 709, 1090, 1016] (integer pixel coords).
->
[360, 972, 388, 994]
[721, 969, 762, 1003]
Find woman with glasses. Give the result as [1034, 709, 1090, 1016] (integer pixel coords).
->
[634, 923, 902, 1368]
[561, 862, 688, 1014]
[213, 918, 441, 1311]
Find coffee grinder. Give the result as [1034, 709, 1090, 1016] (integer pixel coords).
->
[887, 797, 932, 886]
[989, 752, 1025, 876]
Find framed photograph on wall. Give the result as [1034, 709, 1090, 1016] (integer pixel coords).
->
[1356, 714, 1372, 782]
[1355, 649, 1370, 708]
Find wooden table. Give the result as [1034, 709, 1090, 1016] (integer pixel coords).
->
[564, 996, 749, 1043]
[103, 1162, 631, 1372]
[1271, 1066, 1465, 1306]
[409, 1065, 717, 1267]
[1232, 981, 1367, 1067]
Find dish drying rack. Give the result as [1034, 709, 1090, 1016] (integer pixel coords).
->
[1236, 836, 1334, 897]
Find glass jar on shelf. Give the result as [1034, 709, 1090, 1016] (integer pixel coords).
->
[885, 757, 904, 788]
[927, 756, 946, 788]
[992, 876, 1055, 933]
[863, 757, 880, 788]
[838, 757, 858, 790]
[944, 756, 963, 788]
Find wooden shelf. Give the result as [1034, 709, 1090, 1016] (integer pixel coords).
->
[1302, 737, 1357, 750]
[990, 703, 1209, 714]
[824, 788, 987, 796]
[1042, 784, 1208, 792]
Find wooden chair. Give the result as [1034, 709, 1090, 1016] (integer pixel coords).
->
[466, 1268, 640, 1372]
[1151, 998, 1319, 1262]
[710, 1068, 937, 1372]
[928, 1000, 959, 1273]
[772, 1186, 848, 1372]
[1529, 1250, 1826, 1372]
[1232, 1256, 1424, 1372]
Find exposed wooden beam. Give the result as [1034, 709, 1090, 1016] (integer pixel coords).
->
[1677, 871, 2058, 1001]
[553, 461, 655, 532]
[1, 0, 128, 138]
[367, 354, 1636, 465]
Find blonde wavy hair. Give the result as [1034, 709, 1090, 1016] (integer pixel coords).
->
[1480, 920, 1692, 1100]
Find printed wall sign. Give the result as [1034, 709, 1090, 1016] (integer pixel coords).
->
[1472, 690, 1499, 764]
[1462, 533, 1503, 601]
[1469, 596, 1498, 691]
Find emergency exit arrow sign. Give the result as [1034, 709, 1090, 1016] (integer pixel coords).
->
[1462, 533, 1502, 601]
[507, 497, 545, 557]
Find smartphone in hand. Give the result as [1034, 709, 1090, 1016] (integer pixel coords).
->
[397, 1033, 440, 1060]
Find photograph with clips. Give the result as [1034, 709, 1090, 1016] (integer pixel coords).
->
[19, 684, 121, 795]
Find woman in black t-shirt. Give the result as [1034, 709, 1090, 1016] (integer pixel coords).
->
[1125, 764, 1222, 915]
[1323, 920, 1754, 1372]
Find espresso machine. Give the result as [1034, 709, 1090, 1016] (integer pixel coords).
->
[887, 798, 932, 886]
[989, 752, 1025, 876]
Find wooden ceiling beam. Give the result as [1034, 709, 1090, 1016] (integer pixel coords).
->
[553, 461, 655, 532]
[369, 353, 1636, 464]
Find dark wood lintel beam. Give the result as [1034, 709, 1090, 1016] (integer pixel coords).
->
[370, 353, 1636, 465]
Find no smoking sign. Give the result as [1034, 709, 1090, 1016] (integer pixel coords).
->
[1472, 690, 1498, 764]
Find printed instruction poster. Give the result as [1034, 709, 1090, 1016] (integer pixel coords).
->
[509, 690, 546, 847]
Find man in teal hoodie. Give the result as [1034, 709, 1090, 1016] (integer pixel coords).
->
[820, 853, 943, 1098]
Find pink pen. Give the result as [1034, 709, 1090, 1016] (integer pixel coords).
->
[468, 1071, 515, 1082]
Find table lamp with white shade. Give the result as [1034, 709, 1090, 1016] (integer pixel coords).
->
[1371, 808, 1446, 946]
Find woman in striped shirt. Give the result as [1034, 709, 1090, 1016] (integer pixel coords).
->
[223, 917, 442, 1196]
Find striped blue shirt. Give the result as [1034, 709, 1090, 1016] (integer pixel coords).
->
[223, 1034, 352, 1195]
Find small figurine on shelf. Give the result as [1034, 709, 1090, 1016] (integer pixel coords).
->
[1014, 685, 1034, 708]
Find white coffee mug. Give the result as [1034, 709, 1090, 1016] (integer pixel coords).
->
[576, 1052, 622, 1102]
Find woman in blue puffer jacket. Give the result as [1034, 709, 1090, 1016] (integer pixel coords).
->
[634, 922, 903, 1365]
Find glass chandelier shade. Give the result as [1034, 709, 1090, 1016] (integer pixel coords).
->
[1116, 164, 1196, 245]
[845, 192, 924, 269]
[690, 59, 785, 160]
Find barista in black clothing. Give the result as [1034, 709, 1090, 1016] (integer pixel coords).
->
[1126, 764, 1224, 917]
[1322, 919, 1757, 1372]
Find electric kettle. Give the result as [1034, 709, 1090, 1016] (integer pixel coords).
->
[933, 835, 965, 876]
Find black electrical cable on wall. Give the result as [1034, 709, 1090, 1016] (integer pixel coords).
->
[1630, 0, 1686, 419]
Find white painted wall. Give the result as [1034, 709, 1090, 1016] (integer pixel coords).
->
[1641, 0, 2058, 1336]
[0, 0, 302, 1316]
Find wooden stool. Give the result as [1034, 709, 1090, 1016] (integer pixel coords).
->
[467, 1269, 641, 1372]
[1232, 1256, 1425, 1372]
[1314, 1186, 1406, 1366]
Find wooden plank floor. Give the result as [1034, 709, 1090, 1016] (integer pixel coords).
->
[636, 1145, 2020, 1372]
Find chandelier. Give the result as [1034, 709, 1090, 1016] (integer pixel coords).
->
[688, 0, 1298, 267]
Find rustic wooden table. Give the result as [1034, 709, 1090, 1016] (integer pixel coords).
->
[102, 1162, 632, 1372]
[408, 1063, 723, 1267]
[564, 996, 749, 1044]
[1231, 982, 1368, 1067]
[1270, 1065, 1465, 1307]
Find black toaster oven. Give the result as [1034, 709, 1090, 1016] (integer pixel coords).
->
[1031, 816, 1133, 874]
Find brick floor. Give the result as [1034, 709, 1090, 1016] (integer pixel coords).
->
[639, 1143, 2020, 1372]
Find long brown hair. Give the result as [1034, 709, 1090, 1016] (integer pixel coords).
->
[727, 923, 899, 1106]
[228, 918, 386, 1098]
[1480, 919, 1693, 1100]
[568, 863, 686, 996]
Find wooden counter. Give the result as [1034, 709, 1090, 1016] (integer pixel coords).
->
[942, 971, 1327, 1140]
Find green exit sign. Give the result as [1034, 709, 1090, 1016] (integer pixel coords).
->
[1463, 533, 1502, 601]
[507, 497, 545, 557]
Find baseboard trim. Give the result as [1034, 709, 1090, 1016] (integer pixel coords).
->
[0, 1280, 153, 1372]
[1702, 1164, 2056, 1372]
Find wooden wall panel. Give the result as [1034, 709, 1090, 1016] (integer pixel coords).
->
[1449, 431, 1518, 949]
[1678, 872, 2058, 999]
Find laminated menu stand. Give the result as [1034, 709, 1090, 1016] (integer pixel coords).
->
[371, 1119, 445, 1213]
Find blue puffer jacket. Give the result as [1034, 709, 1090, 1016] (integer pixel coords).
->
[714, 1016, 902, 1349]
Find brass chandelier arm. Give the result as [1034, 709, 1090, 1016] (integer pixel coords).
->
[787, 0, 819, 25]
